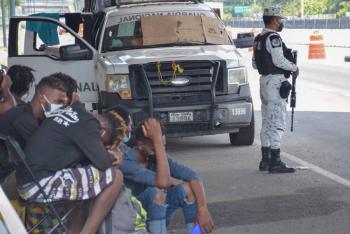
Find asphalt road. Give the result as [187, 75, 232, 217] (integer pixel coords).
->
[167, 47, 350, 234]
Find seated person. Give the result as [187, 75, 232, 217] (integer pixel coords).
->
[22, 73, 81, 231]
[0, 73, 15, 114]
[17, 101, 124, 234]
[52, 72, 80, 105]
[121, 120, 214, 234]
[0, 65, 35, 114]
[8, 65, 36, 105]
[0, 75, 67, 183]
[108, 105, 133, 154]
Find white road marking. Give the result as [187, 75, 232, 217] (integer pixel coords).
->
[255, 141, 350, 188]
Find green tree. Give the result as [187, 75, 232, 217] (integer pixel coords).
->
[223, 5, 234, 19]
[336, 1, 350, 17]
[251, 3, 263, 15]
[282, 0, 301, 17]
[304, 0, 328, 15]
[326, 0, 343, 14]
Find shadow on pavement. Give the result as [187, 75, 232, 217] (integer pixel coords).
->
[169, 186, 349, 230]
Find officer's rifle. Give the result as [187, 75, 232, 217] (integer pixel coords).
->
[290, 50, 297, 132]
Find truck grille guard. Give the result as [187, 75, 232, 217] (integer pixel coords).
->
[137, 61, 221, 130]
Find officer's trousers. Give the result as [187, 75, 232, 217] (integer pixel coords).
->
[260, 74, 287, 149]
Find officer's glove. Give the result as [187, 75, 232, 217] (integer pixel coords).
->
[292, 67, 299, 79]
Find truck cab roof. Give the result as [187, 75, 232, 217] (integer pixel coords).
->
[102, 1, 214, 16]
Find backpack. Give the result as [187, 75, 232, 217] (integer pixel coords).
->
[98, 185, 148, 234]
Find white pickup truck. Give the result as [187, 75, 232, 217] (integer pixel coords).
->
[7, 0, 255, 145]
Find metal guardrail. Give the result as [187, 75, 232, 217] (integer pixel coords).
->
[229, 18, 350, 29]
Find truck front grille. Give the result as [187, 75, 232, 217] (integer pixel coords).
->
[130, 60, 226, 106]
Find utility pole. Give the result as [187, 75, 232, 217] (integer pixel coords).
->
[1, 0, 7, 47]
[9, 0, 15, 17]
[301, 0, 304, 18]
[293, 0, 295, 19]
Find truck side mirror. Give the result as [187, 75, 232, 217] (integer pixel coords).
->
[234, 32, 255, 49]
[345, 56, 350, 62]
[59, 45, 91, 61]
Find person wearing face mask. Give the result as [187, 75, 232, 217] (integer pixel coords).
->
[16, 104, 124, 234]
[0, 65, 35, 114]
[108, 105, 133, 154]
[120, 119, 214, 234]
[0, 75, 67, 182]
[252, 7, 300, 173]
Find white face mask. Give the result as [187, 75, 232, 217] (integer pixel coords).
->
[123, 131, 131, 143]
[21, 93, 29, 102]
[41, 95, 63, 117]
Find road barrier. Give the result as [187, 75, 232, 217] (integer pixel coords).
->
[308, 31, 326, 59]
[229, 18, 350, 29]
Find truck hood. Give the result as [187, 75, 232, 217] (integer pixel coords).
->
[100, 45, 245, 74]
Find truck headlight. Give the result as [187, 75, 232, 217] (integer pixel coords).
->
[105, 74, 131, 99]
[228, 67, 247, 93]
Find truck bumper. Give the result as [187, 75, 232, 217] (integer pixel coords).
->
[152, 101, 253, 137]
[102, 91, 253, 137]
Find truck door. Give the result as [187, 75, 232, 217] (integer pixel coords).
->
[8, 16, 98, 110]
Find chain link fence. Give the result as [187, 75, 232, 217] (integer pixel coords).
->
[230, 18, 350, 29]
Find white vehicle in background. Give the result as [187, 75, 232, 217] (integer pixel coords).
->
[7, 0, 255, 145]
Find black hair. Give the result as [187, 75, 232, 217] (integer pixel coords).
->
[111, 105, 131, 125]
[134, 123, 147, 142]
[7, 65, 35, 97]
[263, 16, 276, 26]
[134, 120, 164, 142]
[51, 73, 78, 100]
[103, 111, 127, 149]
[36, 75, 66, 93]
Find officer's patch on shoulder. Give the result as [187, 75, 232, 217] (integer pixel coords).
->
[270, 35, 281, 48]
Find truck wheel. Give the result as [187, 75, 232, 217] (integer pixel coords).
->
[229, 112, 255, 146]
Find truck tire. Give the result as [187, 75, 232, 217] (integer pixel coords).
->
[229, 112, 255, 146]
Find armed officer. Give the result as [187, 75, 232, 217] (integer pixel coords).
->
[252, 7, 299, 173]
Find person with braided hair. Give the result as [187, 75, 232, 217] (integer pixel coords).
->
[107, 105, 133, 154]
[107, 111, 129, 150]
[16, 101, 126, 234]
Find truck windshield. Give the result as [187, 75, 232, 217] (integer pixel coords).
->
[101, 14, 231, 52]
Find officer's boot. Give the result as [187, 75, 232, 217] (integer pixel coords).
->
[269, 149, 295, 173]
[259, 147, 270, 171]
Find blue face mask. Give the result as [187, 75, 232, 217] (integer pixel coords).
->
[123, 132, 131, 143]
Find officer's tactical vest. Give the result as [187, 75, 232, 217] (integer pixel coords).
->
[253, 32, 291, 76]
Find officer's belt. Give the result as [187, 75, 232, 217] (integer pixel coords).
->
[259, 71, 285, 76]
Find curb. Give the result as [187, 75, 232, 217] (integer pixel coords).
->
[287, 42, 350, 48]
